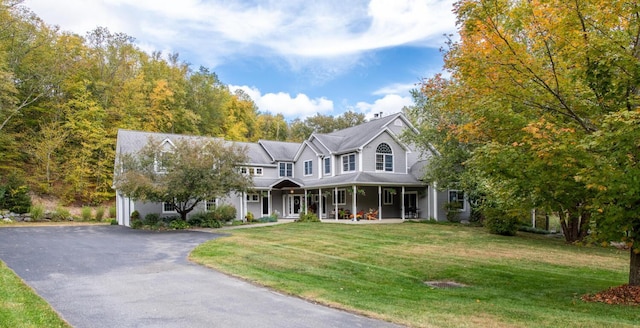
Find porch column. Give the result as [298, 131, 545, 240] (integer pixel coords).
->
[318, 188, 323, 220]
[241, 191, 246, 221]
[401, 186, 406, 220]
[334, 187, 338, 220]
[268, 190, 272, 216]
[352, 185, 357, 220]
[378, 185, 382, 220]
[304, 189, 308, 214]
[433, 182, 438, 221]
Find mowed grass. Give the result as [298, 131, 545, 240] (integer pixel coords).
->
[190, 222, 638, 328]
[0, 261, 70, 328]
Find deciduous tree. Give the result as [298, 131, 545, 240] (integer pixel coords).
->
[114, 137, 252, 221]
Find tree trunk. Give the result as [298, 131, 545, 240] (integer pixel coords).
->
[631, 246, 640, 286]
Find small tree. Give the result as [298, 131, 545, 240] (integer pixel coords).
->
[114, 137, 252, 221]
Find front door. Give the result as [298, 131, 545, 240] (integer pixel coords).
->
[262, 196, 269, 216]
[287, 195, 302, 217]
[404, 192, 418, 217]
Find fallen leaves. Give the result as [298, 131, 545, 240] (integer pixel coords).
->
[582, 284, 640, 306]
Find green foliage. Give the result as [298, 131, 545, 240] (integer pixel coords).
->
[209, 204, 236, 222]
[445, 202, 462, 222]
[257, 216, 278, 223]
[108, 206, 116, 218]
[245, 211, 254, 222]
[52, 206, 71, 221]
[81, 206, 92, 221]
[130, 219, 143, 229]
[297, 212, 320, 222]
[483, 207, 521, 236]
[0, 173, 32, 214]
[188, 211, 222, 228]
[95, 207, 105, 221]
[110, 219, 118, 225]
[130, 210, 140, 221]
[143, 213, 160, 226]
[169, 219, 189, 230]
[29, 203, 45, 221]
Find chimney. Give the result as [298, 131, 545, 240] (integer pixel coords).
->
[373, 113, 379, 118]
[379, 111, 384, 118]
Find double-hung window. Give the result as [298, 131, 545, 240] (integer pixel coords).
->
[448, 190, 465, 211]
[324, 157, 331, 175]
[304, 160, 313, 176]
[279, 162, 293, 177]
[342, 154, 356, 172]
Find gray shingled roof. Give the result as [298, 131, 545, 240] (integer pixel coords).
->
[234, 141, 277, 166]
[312, 113, 402, 154]
[258, 140, 301, 162]
[115, 129, 215, 155]
[303, 171, 423, 188]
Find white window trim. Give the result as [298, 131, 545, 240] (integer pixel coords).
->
[332, 189, 346, 205]
[246, 193, 260, 202]
[205, 198, 217, 211]
[383, 189, 394, 205]
[155, 151, 172, 173]
[323, 157, 331, 175]
[448, 190, 466, 211]
[162, 201, 177, 213]
[341, 154, 356, 173]
[279, 162, 293, 177]
[304, 160, 313, 176]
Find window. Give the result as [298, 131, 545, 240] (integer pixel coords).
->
[333, 189, 346, 205]
[383, 189, 394, 205]
[304, 160, 313, 176]
[241, 167, 263, 176]
[279, 162, 293, 177]
[205, 198, 217, 211]
[324, 157, 331, 175]
[342, 154, 356, 172]
[375, 143, 393, 172]
[448, 190, 465, 211]
[246, 193, 259, 202]
[156, 151, 171, 172]
[162, 201, 177, 213]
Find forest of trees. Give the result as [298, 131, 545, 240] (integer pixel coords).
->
[0, 0, 365, 205]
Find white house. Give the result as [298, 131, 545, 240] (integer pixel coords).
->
[114, 112, 470, 226]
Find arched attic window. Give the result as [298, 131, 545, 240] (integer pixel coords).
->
[375, 143, 393, 172]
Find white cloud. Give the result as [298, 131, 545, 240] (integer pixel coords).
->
[23, 0, 456, 64]
[355, 94, 414, 120]
[230, 85, 334, 119]
[372, 83, 418, 96]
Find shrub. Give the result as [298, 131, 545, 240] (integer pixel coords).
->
[257, 216, 278, 223]
[297, 212, 320, 222]
[0, 174, 32, 214]
[95, 207, 105, 221]
[130, 210, 140, 221]
[81, 206, 92, 221]
[169, 219, 189, 229]
[209, 204, 236, 222]
[187, 213, 205, 227]
[30, 203, 45, 221]
[130, 219, 143, 229]
[110, 219, 118, 225]
[483, 208, 520, 236]
[108, 206, 116, 218]
[445, 202, 462, 222]
[205, 218, 222, 228]
[52, 206, 71, 221]
[245, 211, 254, 222]
[144, 213, 160, 226]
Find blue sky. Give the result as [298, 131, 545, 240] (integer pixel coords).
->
[23, 0, 457, 120]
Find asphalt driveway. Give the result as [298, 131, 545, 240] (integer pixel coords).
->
[0, 225, 400, 328]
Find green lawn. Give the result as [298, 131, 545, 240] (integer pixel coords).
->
[190, 222, 638, 328]
[0, 261, 70, 328]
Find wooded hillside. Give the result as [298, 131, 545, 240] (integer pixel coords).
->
[0, 1, 364, 204]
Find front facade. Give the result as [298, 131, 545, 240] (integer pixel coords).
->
[114, 113, 470, 226]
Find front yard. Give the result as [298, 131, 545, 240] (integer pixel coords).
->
[190, 222, 638, 328]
